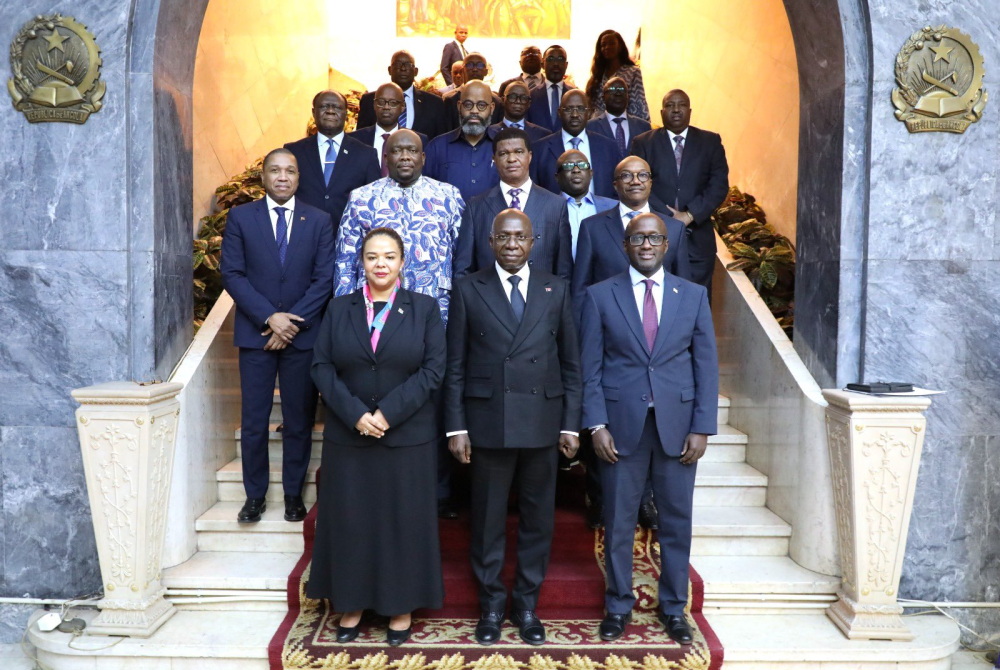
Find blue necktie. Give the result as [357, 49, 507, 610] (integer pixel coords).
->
[570, 137, 582, 151]
[508, 276, 525, 321]
[323, 139, 336, 187]
[614, 117, 627, 156]
[275, 207, 288, 266]
[398, 94, 408, 129]
[550, 84, 560, 121]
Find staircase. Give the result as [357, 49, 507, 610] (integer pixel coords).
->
[162, 392, 840, 615]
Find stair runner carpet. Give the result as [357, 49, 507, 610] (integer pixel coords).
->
[269, 471, 724, 669]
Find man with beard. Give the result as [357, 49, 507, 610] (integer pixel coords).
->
[586, 76, 652, 155]
[358, 51, 448, 139]
[284, 90, 380, 238]
[498, 45, 545, 95]
[348, 83, 428, 177]
[487, 81, 550, 145]
[425, 80, 501, 201]
[442, 53, 504, 130]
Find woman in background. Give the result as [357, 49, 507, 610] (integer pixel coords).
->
[586, 29, 650, 122]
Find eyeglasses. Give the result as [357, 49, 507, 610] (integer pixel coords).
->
[505, 94, 531, 103]
[558, 161, 591, 172]
[605, 85, 627, 93]
[374, 99, 403, 109]
[460, 100, 492, 111]
[617, 171, 651, 183]
[493, 233, 532, 243]
[560, 105, 588, 115]
[392, 61, 415, 71]
[627, 234, 666, 246]
[464, 61, 488, 70]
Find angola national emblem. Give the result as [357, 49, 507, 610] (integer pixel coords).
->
[891, 25, 987, 134]
[7, 13, 105, 124]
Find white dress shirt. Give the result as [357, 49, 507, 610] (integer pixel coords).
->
[265, 195, 296, 242]
[564, 192, 599, 259]
[373, 124, 399, 160]
[606, 111, 630, 145]
[316, 131, 343, 170]
[401, 86, 415, 129]
[501, 179, 532, 208]
[561, 129, 591, 163]
[630, 264, 664, 323]
[503, 117, 526, 129]
[619, 201, 651, 227]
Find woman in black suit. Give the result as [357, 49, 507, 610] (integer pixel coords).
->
[307, 227, 446, 646]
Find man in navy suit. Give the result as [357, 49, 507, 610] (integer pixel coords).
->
[220, 148, 335, 525]
[534, 89, 622, 199]
[525, 45, 575, 134]
[586, 77, 652, 155]
[284, 91, 380, 238]
[348, 83, 428, 177]
[358, 51, 448, 139]
[498, 45, 545, 96]
[440, 25, 469, 86]
[454, 126, 569, 279]
[631, 90, 729, 292]
[579, 213, 718, 645]
[487, 81, 550, 145]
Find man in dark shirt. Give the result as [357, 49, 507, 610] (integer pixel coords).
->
[425, 80, 500, 201]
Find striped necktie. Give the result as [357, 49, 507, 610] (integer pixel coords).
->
[323, 139, 336, 186]
[398, 93, 409, 129]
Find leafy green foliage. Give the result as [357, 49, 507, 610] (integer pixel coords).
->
[712, 187, 796, 337]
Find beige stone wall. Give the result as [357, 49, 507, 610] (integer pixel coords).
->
[640, 0, 799, 241]
[192, 0, 332, 226]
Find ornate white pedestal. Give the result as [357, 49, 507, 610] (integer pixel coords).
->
[72, 381, 183, 637]
[822, 389, 931, 641]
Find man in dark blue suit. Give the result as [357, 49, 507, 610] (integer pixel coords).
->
[586, 77, 652, 155]
[358, 51, 448, 139]
[440, 25, 469, 86]
[284, 91, 380, 238]
[487, 81, 551, 145]
[631, 90, 729, 293]
[220, 148, 335, 524]
[579, 213, 718, 645]
[348, 83, 428, 177]
[525, 45, 575, 134]
[454, 127, 569, 280]
[534, 89, 622, 199]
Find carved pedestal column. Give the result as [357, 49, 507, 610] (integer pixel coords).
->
[822, 389, 931, 641]
[72, 381, 183, 637]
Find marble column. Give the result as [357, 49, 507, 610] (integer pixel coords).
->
[823, 389, 931, 641]
[72, 381, 183, 637]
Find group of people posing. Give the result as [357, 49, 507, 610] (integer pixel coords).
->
[218, 31, 728, 651]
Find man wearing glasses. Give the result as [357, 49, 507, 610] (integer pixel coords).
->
[442, 53, 504, 131]
[284, 90, 380, 239]
[499, 45, 545, 95]
[348, 83, 428, 177]
[552, 150, 618, 277]
[425, 80, 501, 201]
[487, 81, 550, 145]
[526, 45, 575, 134]
[578, 212, 717, 645]
[586, 77, 652, 155]
[358, 51, 448, 139]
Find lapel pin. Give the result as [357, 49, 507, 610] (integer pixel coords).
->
[673, 287, 679, 293]
[398, 308, 404, 314]
[300, 216, 306, 221]
[545, 287, 552, 292]
[343, 149, 349, 154]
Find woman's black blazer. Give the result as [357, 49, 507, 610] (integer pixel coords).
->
[311, 289, 445, 447]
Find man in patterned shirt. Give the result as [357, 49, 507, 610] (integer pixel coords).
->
[335, 129, 465, 325]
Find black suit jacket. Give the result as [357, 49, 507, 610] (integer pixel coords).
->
[441, 42, 465, 85]
[284, 134, 380, 235]
[453, 183, 570, 279]
[442, 88, 504, 131]
[631, 126, 729, 259]
[311, 289, 446, 447]
[524, 81, 576, 133]
[487, 120, 551, 145]
[534, 130, 623, 199]
[357, 88, 448, 139]
[586, 114, 652, 153]
[444, 267, 582, 449]
[347, 126, 430, 152]
[567, 207, 691, 323]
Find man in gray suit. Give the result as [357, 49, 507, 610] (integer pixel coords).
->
[454, 126, 570, 279]
[579, 213, 718, 645]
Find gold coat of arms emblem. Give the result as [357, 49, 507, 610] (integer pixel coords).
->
[891, 25, 987, 133]
[7, 14, 105, 124]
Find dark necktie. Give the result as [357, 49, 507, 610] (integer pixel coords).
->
[323, 139, 336, 186]
[380, 133, 391, 177]
[673, 135, 684, 173]
[613, 117, 627, 156]
[550, 83, 560, 119]
[508, 275, 525, 321]
[275, 207, 288, 266]
[642, 278, 657, 351]
[508, 187, 522, 210]
[398, 94, 408, 129]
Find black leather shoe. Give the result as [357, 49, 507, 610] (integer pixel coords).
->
[386, 625, 411, 646]
[284, 495, 306, 522]
[237, 497, 266, 524]
[438, 498, 459, 519]
[586, 503, 604, 530]
[475, 612, 503, 645]
[510, 610, 546, 645]
[638, 501, 658, 530]
[336, 623, 360, 643]
[599, 611, 632, 641]
[657, 612, 693, 645]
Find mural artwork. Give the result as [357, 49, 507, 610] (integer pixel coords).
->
[397, 0, 571, 38]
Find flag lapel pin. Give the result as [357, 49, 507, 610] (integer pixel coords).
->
[545, 287, 552, 292]
[673, 287, 679, 293]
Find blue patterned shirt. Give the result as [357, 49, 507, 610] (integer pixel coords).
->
[335, 176, 465, 324]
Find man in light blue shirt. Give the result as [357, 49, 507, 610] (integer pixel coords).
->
[555, 149, 618, 278]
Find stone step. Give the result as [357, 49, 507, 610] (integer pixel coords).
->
[27, 609, 960, 669]
[194, 501, 788, 555]
[235, 423, 750, 462]
[214, 459, 767, 507]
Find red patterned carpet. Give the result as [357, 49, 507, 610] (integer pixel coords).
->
[269, 472, 724, 669]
